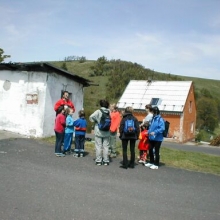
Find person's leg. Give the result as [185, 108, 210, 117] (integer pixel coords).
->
[143, 150, 147, 162]
[74, 135, 80, 157]
[63, 133, 71, 153]
[122, 139, 128, 168]
[67, 133, 73, 152]
[95, 136, 102, 164]
[154, 141, 162, 166]
[149, 141, 155, 164]
[110, 132, 117, 157]
[55, 131, 65, 156]
[79, 135, 85, 157]
[103, 136, 110, 163]
[129, 139, 136, 168]
[55, 131, 59, 153]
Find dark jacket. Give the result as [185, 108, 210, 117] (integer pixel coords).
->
[119, 113, 140, 140]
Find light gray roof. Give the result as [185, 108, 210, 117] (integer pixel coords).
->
[117, 80, 193, 112]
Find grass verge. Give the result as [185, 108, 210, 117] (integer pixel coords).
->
[41, 136, 220, 176]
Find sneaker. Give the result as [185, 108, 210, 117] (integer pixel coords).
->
[73, 153, 79, 158]
[80, 153, 84, 157]
[55, 153, 65, 157]
[150, 165, 158, 170]
[96, 162, 102, 166]
[103, 162, 109, 166]
[144, 163, 153, 167]
[138, 159, 145, 164]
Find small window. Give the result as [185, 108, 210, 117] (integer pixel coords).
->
[150, 98, 159, 106]
[190, 122, 194, 133]
[189, 101, 192, 113]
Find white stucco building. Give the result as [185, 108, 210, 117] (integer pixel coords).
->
[0, 62, 91, 137]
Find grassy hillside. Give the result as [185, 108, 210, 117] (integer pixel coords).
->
[51, 60, 220, 111]
[51, 60, 113, 112]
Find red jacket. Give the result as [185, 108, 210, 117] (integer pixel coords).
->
[54, 99, 75, 112]
[110, 111, 121, 132]
[54, 113, 66, 133]
[138, 130, 150, 151]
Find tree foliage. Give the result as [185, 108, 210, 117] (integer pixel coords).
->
[64, 55, 86, 63]
[61, 62, 68, 71]
[90, 56, 108, 76]
[0, 48, 10, 63]
[196, 97, 219, 131]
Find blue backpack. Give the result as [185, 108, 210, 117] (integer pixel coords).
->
[98, 109, 111, 131]
[124, 118, 136, 134]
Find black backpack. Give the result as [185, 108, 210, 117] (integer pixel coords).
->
[98, 109, 111, 131]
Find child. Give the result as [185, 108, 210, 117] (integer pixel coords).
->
[138, 122, 150, 164]
[63, 108, 75, 155]
[54, 106, 66, 157]
[73, 110, 87, 157]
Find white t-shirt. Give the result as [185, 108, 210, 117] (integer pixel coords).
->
[143, 113, 153, 125]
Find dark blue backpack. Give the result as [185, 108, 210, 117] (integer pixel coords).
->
[98, 109, 111, 131]
[159, 117, 170, 137]
[124, 118, 136, 134]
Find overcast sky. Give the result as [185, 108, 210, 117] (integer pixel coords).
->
[1, 0, 220, 80]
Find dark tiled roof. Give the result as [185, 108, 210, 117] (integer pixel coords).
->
[0, 62, 91, 87]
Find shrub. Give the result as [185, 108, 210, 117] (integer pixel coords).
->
[210, 134, 220, 146]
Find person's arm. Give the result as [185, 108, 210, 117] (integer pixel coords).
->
[60, 114, 66, 127]
[89, 110, 99, 123]
[54, 99, 63, 111]
[67, 100, 75, 113]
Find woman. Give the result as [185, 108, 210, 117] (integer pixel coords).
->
[141, 104, 153, 126]
[145, 106, 165, 169]
[119, 107, 140, 169]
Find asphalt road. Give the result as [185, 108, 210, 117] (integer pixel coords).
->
[0, 135, 220, 220]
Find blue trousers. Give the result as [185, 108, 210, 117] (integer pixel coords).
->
[63, 133, 73, 152]
[74, 135, 85, 153]
[55, 131, 64, 153]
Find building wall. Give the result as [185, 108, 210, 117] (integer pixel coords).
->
[43, 72, 84, 137]
[0, 70, 85, 137]
[133, 111, 182, 139]
[181, 84, 196, 142]
[0, 70, 47, 136]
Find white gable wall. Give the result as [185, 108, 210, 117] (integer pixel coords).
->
[0, 70, 47, 136]
[0, 70, 85, 137]
[43, 72, 84, 137]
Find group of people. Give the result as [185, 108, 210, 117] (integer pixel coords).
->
[53, 91, 165, 170]
[54, 91, 87, 158]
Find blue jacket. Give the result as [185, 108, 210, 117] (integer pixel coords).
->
[148, 115, 165, 141]
[73, 117, 87, 136]
[65, 115, 75, 134]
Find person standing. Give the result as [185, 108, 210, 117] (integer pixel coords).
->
[89, 100, 111, 166]
[63, 108, 75, 155]
[73, 110, 87, 158]
[54, 106, 66, 157]
[138, 122, 150, 164]
[145, 106, 165, 170]
[109, 104, 121, 158]
[119, 107, 140, 169]
[54, 91, 75, 115]
[140, 104, 153, 126]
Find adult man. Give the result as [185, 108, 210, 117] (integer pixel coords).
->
[54, 91, 75, 115]
[89, 99, 111, 166]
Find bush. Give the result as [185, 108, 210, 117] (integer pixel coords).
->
[195, 130, 206, 142]
[210, 134, 220, 146]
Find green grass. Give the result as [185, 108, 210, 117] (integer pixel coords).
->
[41, 136, 220, 175]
